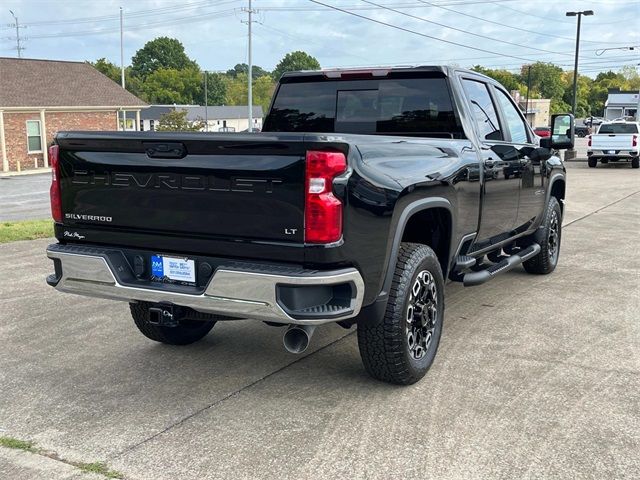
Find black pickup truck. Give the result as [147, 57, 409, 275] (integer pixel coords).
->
[46, 66, 574, 385]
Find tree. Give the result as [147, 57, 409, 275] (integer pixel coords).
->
[156, 109, 204, 131]
[223, 74, 276, 113]
[253, 75, 277, 112]
[140, 67, 202, 104]
[131, 37, 199, 79]
[471, 66, 524, 93]
[89, 58, 120, 83]
[272, 51, 320, 80]
[522, 62, 566, 101]
[197, 71, 227, 106]
[226, 63, 270, 79]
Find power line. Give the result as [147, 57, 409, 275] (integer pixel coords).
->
[360, 0, 572, 57]
[489, 1, 640, 26]
[26, 8, 238, 39]
[6, 0, 239, 27]
[414, 0, 631, 45]
[308, 0, 541, 62]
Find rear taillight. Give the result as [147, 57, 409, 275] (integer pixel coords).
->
[633, 135, 638, 147]
[587, 135, 592, 147]
[304, 150, 347, 244]
[49, 144, 62, 222]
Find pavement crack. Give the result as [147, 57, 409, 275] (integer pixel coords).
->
[563, 190, 640, 228]
[110, 330, 356, 460]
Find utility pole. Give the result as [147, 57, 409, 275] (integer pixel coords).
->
[120, 7, 125, 131]
[204, 71, 209, 132]
[8, 10, 26, 58]
[525, 65, 532, 126]
[242, 0, 256, 132]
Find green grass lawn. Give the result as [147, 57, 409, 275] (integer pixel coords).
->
[0, 219, 54, 244]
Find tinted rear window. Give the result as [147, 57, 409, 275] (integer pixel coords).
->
[598, 123, 639, 134]
[263, 76, 463, 138]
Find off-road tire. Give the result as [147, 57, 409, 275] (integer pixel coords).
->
[632, 157, 639, 169]
[523, 196, 562, 275]
[588, 157, 598, 168]
[130, 302, 216, 345]
[357, 243, 444, 385]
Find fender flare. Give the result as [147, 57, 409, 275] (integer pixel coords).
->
[380, 197, 455, 297]
[546, 173, 566, 209]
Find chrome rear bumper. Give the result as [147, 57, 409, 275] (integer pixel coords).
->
[46, 244, 364, 326]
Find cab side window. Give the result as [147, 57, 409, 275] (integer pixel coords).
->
[495, 88, 530, 144]
[462, 79, 502, 141]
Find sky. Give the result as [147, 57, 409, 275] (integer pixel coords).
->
[2, 0, 639, 77]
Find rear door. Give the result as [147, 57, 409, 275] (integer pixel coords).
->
[57, 133, 308, 243]
[460, 77, 520, 245]
[492, 86, 544, 232]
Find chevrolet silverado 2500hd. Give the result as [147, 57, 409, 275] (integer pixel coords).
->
[46, 67, 574, 385]
[587, 121, 639, 168]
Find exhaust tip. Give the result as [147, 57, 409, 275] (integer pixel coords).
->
[283, 325, 315, 354]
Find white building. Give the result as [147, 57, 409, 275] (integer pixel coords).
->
[136, 105, 264, 132]
[604, 89, 640, 121]
[187, 106, 264, 132]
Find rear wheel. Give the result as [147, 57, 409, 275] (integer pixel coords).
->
[130, 302, 216, 345]
[523, 197, 562, 275]
[632, 157, 639, 169]
[357, 243, 444, 385]
[588, 157, 598, 168]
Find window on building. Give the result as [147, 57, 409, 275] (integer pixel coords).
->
[150, 120, 155, 131]
[26, 120, 42, 152]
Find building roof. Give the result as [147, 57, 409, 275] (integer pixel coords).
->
[184, 105, 264, 121]
[605, 90, 639, 107]
[0, 57, 146, 108]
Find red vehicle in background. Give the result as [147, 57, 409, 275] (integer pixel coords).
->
[534, 126, 551, 137]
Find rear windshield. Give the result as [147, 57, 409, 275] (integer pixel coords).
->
[263, 75, 463, 138]
[598, 123, 639, 134]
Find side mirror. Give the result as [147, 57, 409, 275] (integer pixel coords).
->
[529, 146, 552, 164]
[549, 113, 575, 150]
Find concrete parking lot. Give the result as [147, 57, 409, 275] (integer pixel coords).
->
[0, 162, 638, 479]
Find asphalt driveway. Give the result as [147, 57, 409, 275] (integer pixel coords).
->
[0, 163, 638, 479]
[0, 173, 51, 221]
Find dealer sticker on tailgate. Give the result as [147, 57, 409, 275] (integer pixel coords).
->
[151, 255, 196, 283]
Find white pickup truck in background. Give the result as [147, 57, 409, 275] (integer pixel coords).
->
[587, 121, 639, 168]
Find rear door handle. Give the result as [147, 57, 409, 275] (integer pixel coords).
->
[144, 142, 186, 159]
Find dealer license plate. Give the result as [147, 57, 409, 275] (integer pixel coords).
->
[605, 150, 615, 154]
[151, 255, 196, 283]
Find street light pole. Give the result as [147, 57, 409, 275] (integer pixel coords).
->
[566, 10, 594, 116]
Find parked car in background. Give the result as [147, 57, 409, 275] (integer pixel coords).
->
[587, 121, 639, 168]
[584, 116, 604, 127]
[534, 126, 551, 137]
[574, 125, 591, 137]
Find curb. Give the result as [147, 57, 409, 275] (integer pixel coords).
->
[0, 168, 51, 178]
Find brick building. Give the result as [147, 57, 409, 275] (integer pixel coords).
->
[0, 57, 146, 172]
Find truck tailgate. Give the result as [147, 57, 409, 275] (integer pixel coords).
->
[56, 133, 309, 243]
[591, 134, 635, 150]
